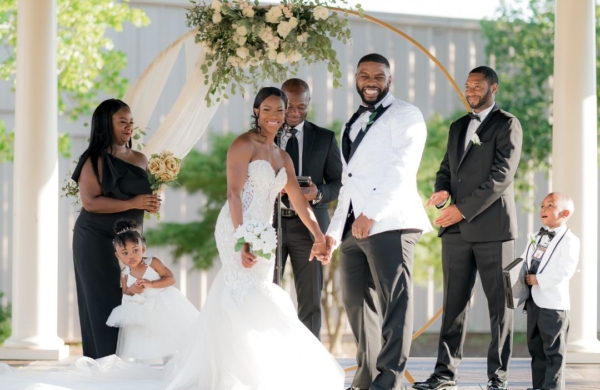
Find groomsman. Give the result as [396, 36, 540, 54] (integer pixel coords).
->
[326, 53, 432, 390]
[275, 78, 342, 339]
[413, 66, 523, 390]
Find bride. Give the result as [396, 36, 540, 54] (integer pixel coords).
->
[162, 87, 344, 389]
[0, 87, 344, 390]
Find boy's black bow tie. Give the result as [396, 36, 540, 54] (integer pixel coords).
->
[538, 227, 555, 239]
[356, 105, 375, 116]
[468, 112, 481, 121]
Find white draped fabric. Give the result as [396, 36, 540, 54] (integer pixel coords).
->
[123, 30, 221, 159]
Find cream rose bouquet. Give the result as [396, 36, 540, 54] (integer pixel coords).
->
[186, 0, 362, 105]
[234, 220, 278, 260]
[147, 150, 181, 219]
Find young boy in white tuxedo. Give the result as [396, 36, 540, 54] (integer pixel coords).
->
[523, 192, 580, 390]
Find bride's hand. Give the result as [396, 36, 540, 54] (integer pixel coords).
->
[309, 241, 330, 265]
[241, 243, 258, 268]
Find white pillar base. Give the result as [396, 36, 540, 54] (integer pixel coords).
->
[567, 351, 600, 364]
[0, 345, 69, 361]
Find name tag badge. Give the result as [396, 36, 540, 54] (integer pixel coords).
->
[532, 241, 549, 262]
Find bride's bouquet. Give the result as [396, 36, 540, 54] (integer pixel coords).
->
[146, 150, 181, 219]
[234, 221, 278, 260]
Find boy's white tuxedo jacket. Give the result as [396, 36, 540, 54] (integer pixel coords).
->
[327, 97, 432, 244]
[520, 226, 580, 310]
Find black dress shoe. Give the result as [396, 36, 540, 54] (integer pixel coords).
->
[412, 374, 457, 390]
[487, 378, 508, 390]
[346, 387, 368, 390]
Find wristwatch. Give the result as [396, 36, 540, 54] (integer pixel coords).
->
[312, 188, 323, 205]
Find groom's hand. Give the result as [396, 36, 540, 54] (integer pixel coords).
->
[426, 190, 449, 208]
[352, 214, 374, 239]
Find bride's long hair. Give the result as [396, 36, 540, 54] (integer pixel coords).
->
[250, 87, 288, 138]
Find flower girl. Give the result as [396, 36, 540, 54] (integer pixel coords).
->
[106, 219, 199, 364]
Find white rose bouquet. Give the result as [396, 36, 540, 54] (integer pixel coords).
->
[234, 220, 278, 260]
[146, 150, 181, 219]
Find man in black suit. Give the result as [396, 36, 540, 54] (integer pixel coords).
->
[274, 78, 342, 339]
[413, 66, 523, 390]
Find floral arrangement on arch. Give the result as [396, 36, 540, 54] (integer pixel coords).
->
[186, 0, 362, 104]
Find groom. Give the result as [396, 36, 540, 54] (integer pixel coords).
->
[326, 53, 432, 390]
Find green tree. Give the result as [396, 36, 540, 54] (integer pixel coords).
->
[480, 0, 600, 187]
[0, 0, 150, 161]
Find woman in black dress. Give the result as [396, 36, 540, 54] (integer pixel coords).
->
[71, 99, 160, 359]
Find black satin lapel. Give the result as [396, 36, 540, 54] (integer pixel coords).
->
[348, 104, 391, 162]
[458, 106, 499, 168]
[342, 112, 360, 163]
[302, 122, 316, 174]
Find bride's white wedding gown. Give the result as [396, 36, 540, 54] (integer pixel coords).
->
[0, 159, 344, 390]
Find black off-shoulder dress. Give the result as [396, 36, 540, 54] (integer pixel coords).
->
[71, 150, 151, 359]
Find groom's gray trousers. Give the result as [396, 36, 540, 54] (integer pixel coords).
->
[340, 227, 422, 390]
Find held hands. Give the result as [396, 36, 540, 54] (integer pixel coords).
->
[426, 190, 449, 208]
[241, 243, 258, 268]
[309, 240, 331, 265]
[352, 214, 374, 240]
[130, 194, 161, 213]
[126, 281, 145, 295]
[433, 205, 463, 228]
[525, 274, 538, 286]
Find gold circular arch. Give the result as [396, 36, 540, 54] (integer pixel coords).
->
[328, 7, 469, 384]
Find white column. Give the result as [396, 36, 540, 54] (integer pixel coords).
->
[553, 0, 600, 363]
[0, 0, 68, 360]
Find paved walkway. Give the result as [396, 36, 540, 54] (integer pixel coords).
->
[3, 355, 600, 389]
[340, 357, 600, 389]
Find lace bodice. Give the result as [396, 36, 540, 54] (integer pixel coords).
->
[214, 160, 287, 302]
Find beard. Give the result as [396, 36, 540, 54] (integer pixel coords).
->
[468, 87, 493, 110]
[356, 83, 390, 106]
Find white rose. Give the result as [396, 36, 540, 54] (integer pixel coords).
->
[312, 6, 329, 21]
[287, 50, 302, 63]
[267, 49, 278, 60]
[242, 7, 255, 18]
[227, 56, 241, 67]
[265, 6, 283, 23]
[236, 25, 248, 36]
[276, 52, 288, 64]
[277, 21, 293, 39]
[266, 36, 280, 50]
[288, 17, 298, 28]
[233, 33, 247, 46]
[210, 0, 222, 11]
[212, 12, 222, 23]
[236, 46, 250, 59]
[296, 32, 308, 43]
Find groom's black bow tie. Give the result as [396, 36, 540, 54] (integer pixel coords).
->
[538, 227, 556, 240]
[356, 105, 375, 116]
[468, 112, 481, 121]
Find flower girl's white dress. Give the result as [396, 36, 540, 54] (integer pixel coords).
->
[106, 257, 199, 362]
[163, 159, 344, 389]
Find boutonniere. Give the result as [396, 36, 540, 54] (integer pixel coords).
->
[361, 111, 378, 133]
[471, 133, 482, 146]
[528, 233, 536, 247]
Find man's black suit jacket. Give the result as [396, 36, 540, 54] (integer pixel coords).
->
[434, 105, 523, 242]
[297, 120, 343, 232]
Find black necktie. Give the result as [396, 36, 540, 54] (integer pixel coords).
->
[356, 105, 375, 116]
[538, 227, 556, 240]
[468, 112, 481, 121]
[285, 128, 299, 175]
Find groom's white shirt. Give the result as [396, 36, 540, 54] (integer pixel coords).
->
[327, 94, 432, 244]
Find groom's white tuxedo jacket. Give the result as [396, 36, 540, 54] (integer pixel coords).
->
[327, 95, 432, 244]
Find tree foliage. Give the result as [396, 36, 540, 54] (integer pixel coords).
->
[480, 0, 600, 182]
[0, 0, 150, 161]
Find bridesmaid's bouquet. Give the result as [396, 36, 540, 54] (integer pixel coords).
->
[146, 150, 181, 219]
[234, 221, 278, 260]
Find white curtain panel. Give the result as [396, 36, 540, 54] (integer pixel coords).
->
[124, 30, 221, 159]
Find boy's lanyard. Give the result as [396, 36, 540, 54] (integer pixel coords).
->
[528, 229, 569, 274]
